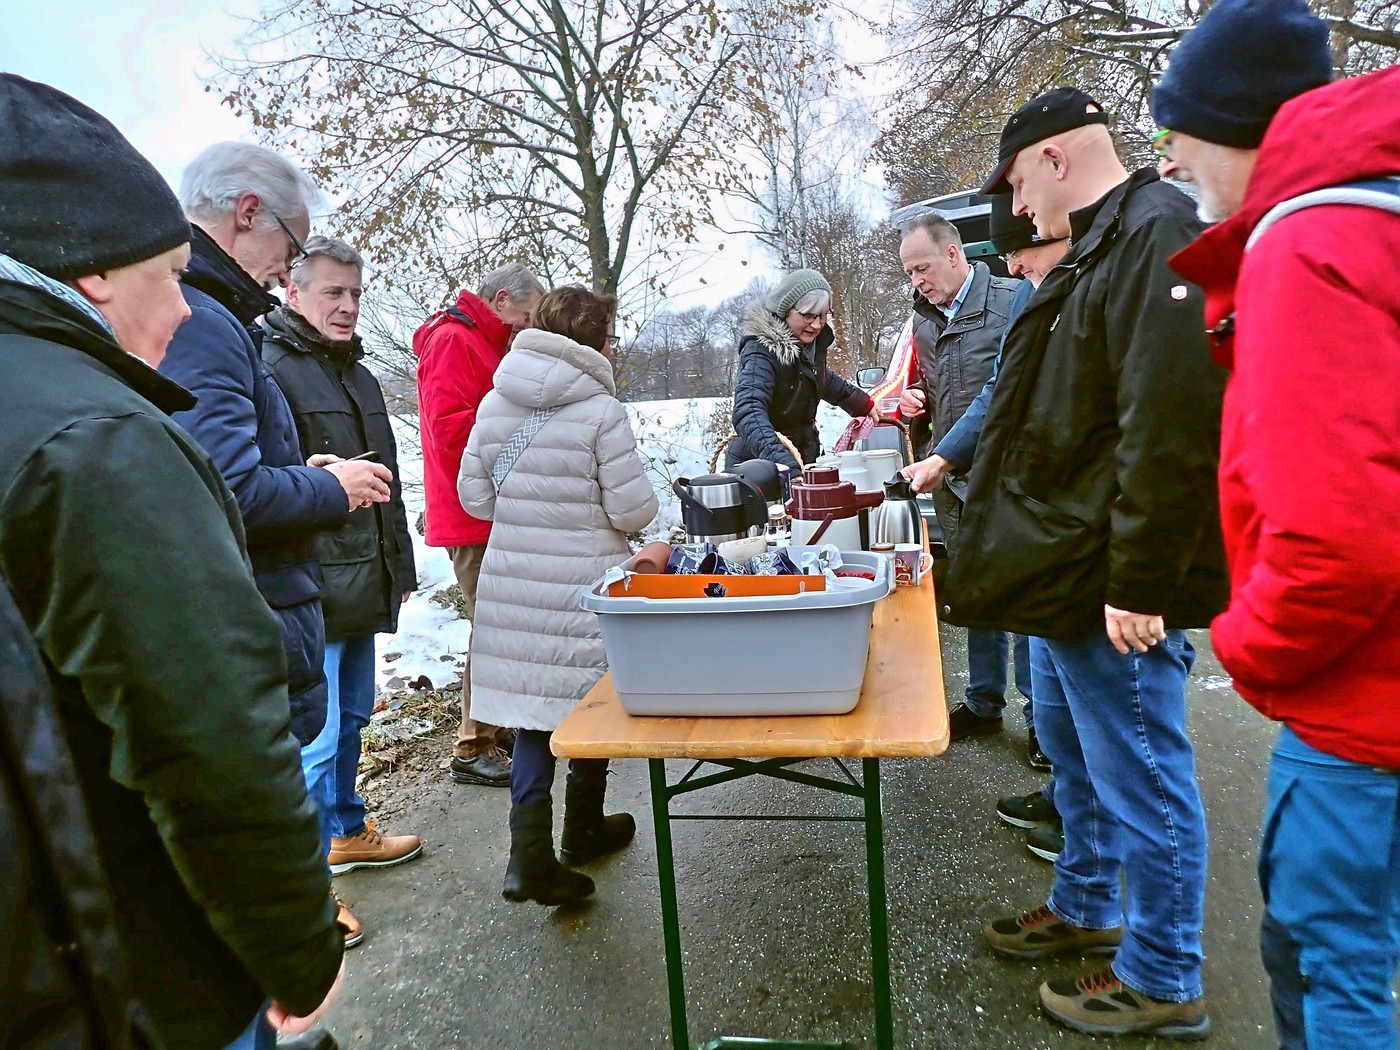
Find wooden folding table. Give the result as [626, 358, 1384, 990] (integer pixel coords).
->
[553, 570, 948, 1049]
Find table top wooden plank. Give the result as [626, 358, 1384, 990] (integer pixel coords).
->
[552, 569, 948, 761]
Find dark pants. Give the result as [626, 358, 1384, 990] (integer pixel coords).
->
[1259, 726, 1400, 1049]
[510, 728, 609, 809]
[935, 485, 1034, 723]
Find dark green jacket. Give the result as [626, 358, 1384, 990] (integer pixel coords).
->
[0, 272, 342, 1048]
[262, 308, 416, 641]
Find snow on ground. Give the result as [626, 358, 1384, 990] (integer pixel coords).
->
[374, 399, 857, 696]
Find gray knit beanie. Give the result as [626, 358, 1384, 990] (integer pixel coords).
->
[765, 268, 831, 317]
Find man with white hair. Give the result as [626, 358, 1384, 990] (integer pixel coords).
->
[415, 263, 545, 788]
[1158, 2, 1400, 1044]
[263, 236, 423, 894]
[159, 143, 394, 951]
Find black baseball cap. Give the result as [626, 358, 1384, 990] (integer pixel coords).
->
[979, 87, 1111, 195]
[989, 194, 1042, 254]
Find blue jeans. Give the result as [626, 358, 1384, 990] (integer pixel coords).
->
[316, 635, 378, 838]
[964, 630, 1034, 724]
[511, 728, 608, 809]
[224, 1005, 274, 1050]
[1259, 725, 1400, 1049]
[1031, 630, 1207, 1002]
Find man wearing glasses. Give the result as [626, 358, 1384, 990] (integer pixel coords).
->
[158, 142, 395, 963]
[1157, 1, 1400, 1045]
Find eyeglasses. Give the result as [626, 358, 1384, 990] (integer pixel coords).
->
[273, 213, 309, 264]
[1151, 128, 1174, 161]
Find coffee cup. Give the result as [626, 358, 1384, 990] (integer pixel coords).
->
[893, 543, 934, 587]
[747, 549, 800, 576]
[632, 540, 673, 574]
[666, 543, 718, 575]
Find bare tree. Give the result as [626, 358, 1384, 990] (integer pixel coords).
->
[721, 2, 874, 269]
[218, 0, 827, 305]
[877, 0, 1398, 206]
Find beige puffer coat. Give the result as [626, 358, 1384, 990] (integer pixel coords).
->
[458, 329, 658, 731]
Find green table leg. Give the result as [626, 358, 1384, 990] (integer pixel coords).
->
[863, 759, 894, 1050]
[651, 758, 690, 1050]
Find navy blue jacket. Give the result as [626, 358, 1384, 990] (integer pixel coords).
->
[727, 301, 872, 471]
[935, 277, 1034, 472]
[160, 229, 348, 744]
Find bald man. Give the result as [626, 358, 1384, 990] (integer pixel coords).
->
[941, 88, 1228, 1039]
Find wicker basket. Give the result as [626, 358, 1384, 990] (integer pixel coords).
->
[707, 432, 804, 474]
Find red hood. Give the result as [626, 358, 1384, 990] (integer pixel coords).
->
[410, 288, 511, 357]
[1171, 66, 1400, 362]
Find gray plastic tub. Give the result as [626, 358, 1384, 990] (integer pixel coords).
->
[580, 550, 893, 717]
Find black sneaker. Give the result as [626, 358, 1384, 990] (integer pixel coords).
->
[450, 751, 510, 787]
[1027, 823, 1064, 862]
[948, 703, 1004, 741]
[997, 789, 1060, 829]
[1027, 728, 1052, 771]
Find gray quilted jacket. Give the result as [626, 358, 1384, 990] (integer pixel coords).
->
[458, 329, 658, 731]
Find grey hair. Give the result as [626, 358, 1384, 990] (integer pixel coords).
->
[477, 262, 544, 303]
[791, 289, 831, 315]
[290, 235, 364, 285]
[901, 212, 964, 252]
[180, 142, 323, 229]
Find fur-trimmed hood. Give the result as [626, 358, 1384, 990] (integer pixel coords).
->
[741, 300, 831, 366]
[494, 328, 616, 408]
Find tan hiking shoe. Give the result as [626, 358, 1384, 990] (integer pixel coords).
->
[328, 822, 423, 876]
[1040, 966, 1211, 1040]
[984, 903, 1123, 960]
[332, 889, 363, 949]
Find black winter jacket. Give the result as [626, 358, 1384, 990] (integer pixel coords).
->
[262, 309, 416, 641]
[727, 301, 873, 470]
[906, 261, 1021, 458]
[943, 169, 1229, 639]
[159, 230, 348, 744]
[0, 272, 341, 1048]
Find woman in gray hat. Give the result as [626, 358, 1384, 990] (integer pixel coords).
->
[727, 268, 876, 471]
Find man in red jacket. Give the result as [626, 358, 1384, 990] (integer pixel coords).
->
[1157, 2, 1400, 1046]
[416, 263, 544, 787]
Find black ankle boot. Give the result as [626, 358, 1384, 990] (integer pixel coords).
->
[560, 772, 636, 866]
[502, 800, 595, 906]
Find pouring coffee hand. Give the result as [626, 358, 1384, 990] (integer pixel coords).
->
[900, 454, 950, 494]
[898, 387, 927, 419]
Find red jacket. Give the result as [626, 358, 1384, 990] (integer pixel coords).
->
[1171, 67, 1400, 768]
[414, 290, 512, 547]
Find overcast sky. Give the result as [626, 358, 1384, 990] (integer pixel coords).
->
[3, 1, 258, 183]
[3, 2, 894, 312]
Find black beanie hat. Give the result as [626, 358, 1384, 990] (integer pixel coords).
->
[0, 74, 190, 280]
[1152, 0, 1332, 149]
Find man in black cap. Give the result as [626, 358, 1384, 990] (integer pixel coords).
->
[0, 75, 343, 1048]
[1159, 2, 1400, 1045]
[943, 86, 1228, 1038]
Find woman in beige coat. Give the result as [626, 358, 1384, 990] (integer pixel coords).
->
[459, 285, 658, 906]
